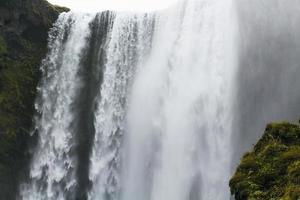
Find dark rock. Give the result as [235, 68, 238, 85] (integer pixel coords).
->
[0, 0, 69, 199]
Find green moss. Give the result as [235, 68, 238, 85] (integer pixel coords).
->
[282, 185, 300, 200]
[279, 147, 300, 164]
[0, 42, 42, 136]
[0, 29, 45, 200]
[0, 34, 7, 56]
[238, 153, 261, 172]
[287, 161, 300, 184]
[230, 122, 300, 200]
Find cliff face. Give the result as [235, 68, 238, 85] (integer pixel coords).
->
[230, 122, 300, 200]
[0, 0, 68, 199]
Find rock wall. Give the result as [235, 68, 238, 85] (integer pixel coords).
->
[0, 0, 68, 199]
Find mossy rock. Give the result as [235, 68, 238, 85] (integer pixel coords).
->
[0, 0, 68, 198]
[230, 122, 300, 200]
[47, 2, 70, 13]
[287, 161, 300, 184]
[0, 34, 7, 56]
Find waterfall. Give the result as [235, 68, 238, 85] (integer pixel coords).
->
[122, 1, 237, 199]
[20, 13, 96, 200]
[20, 0, 238, 199]
[88, 13, 155, 200]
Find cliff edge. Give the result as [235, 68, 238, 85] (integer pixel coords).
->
[0, 0, 68, 199]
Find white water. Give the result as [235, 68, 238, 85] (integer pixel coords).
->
[89, 13, 154, 200]
[20, 13, 95, 200]
[122, 1, 237, 199]
[20, 0, 238, 199]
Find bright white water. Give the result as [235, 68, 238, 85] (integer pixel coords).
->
[20, 13, 95, 200]
[19, 0, 238, 199]
[122, 1, 237, 199]
[89, 13, 155, 200]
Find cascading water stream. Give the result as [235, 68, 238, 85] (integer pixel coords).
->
[88, 13, 155, 200]
[20, 0, 238, 199]
[20, 13, 96, 200]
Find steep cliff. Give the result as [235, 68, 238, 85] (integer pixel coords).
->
[230, 122, 300, 200]
[0, 0, 68, 199]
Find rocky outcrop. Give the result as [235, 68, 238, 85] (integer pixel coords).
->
[0, 0, 69, 199]
[230, 122, 300, 200]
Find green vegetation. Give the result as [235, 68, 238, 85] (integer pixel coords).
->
[230, 122, 300, 200]
[0, 39, 43, 136]
[0, 33, 45, 199]
[0, 35, 7, 56]
[0, 0, 68, 198]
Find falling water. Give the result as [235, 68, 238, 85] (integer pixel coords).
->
[20, 13, 95, 200]
[122, 0, 237, 199]
[88, 13, 154, 200]
[20, 0, 238, 199]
